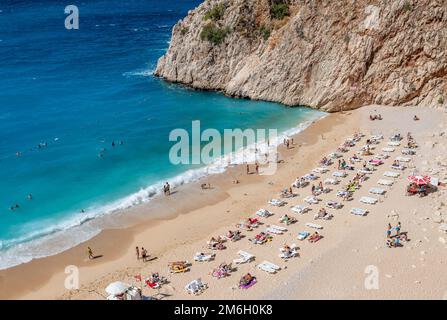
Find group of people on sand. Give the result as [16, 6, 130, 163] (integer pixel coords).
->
[386, 222, 408, 248]
[136, 246, 150, 262]
[283, 138, 293, 149]
[369, 114, 383, 121]
[246, 162, 260, 175]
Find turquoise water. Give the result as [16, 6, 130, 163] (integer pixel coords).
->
[0, 0, 325, 269]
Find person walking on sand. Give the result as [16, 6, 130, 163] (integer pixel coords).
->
[141, 247, 149, 262]
[246, 164, 250, 174]
[396, 222, 401, 236]
[255, 162, 259, 174]
[386, 223, 392, 238]
[87, 246, 94, 260]
[136, 246, 140, 260]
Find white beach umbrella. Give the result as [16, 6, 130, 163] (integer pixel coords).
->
[105, 281, 130, 295]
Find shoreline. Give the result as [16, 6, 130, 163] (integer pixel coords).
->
[0, 109, 341, 299]
[0, 106, 324, 271]
[2, 105, 446, 299]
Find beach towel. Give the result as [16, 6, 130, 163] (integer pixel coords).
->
[360, 196, 378, 204]
[384, 171, 400, 178]
[350, 208, 368, 216]
[378, 179, 394, 186]
[369, 187, 386, 195]
[306, 222, 323, 229]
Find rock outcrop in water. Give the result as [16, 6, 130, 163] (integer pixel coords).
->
[155, 0, 447, 112]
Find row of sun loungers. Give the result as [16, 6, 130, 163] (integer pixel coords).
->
[173, 131, 416, 296]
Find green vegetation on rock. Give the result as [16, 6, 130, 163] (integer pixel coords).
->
[270, 1, 289, 20]
[200, 23, 231, 45]
[204, 4, 226, 22]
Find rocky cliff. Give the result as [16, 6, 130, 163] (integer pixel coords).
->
[154, 0, 447, 112]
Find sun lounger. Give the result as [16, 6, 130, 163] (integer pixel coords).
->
[233, 250, 255, 264]
[326, 200, 343, 209]
[193, 252, 215, 262]
[395, 157, 411, 162]
[370, 134, 383, 141]
[290, 205, 309, 214]
[358, 169, 373, 175]
[387, 141, 401, 146]
[360, 196, 378, 204]
[333, 171, 348, 178]
[302, 173, 318, 181]
[279, 244, 298, 259]
[384, 171, 400, 178]
[378, 179, 394, 186]
[313, 167, 329, 174]
[270, 224, 287, 232]
[266, 227, 283, 234]
[350, 208, 368, 216]
[328, 152, 342, 159]
[306, 222, 323, 229]
[439, 224, 447, 233]
[185, 278, 207, 295]
[304, 195, 320, 204]
[324, 178, 340, 185]
[375, 153, 389, 160]
[369, 187, 386, 195]
[402, 148, 416, 155]
[297, 231, 310, 240]
[382, 147, 395, 153]
[257, 261, 281, 274]
[391, 164, 406, 171]
[256, 208, 273, 217]
[268, 199, 285, 207]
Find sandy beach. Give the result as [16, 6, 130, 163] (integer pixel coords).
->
[1, 105, 447, 300]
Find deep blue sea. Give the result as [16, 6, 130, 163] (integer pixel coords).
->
[0, 0, 325, 269]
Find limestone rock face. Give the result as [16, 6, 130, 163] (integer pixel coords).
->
[155, 0, 447, 112]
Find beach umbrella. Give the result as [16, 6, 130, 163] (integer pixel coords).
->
[105, 281, 130, 295]
[407, 175, 430, 186]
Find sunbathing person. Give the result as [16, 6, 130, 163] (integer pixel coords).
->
[240, 273, 254, 286]
[308, 232, 322, 243]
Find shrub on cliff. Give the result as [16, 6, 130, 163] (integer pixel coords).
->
[200, 23, 231, 45]
[203, 4, 225, 22]
[270, 2, 289, 20]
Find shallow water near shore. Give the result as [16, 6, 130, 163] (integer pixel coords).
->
[0, 0, 325, 269]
